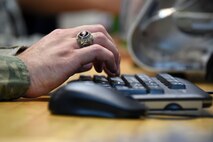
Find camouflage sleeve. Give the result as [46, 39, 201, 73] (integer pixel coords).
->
[0, 46, 28, 56]
[0, 46, 30, 100]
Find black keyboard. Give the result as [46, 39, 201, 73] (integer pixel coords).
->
[68, 73, 212, 115]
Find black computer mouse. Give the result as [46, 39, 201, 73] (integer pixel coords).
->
[49, 82, 147, 118]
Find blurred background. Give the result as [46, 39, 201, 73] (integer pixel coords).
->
[0, 0, 213, 81]
[0, 0, 121, 46]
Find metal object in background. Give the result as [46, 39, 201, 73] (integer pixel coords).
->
[123, 0, 213, 80]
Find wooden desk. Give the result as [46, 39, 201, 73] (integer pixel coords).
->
[0, 46, 213, 142]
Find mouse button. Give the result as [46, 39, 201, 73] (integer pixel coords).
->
[65, 82, 116, 100]
[66, 81, 95, 88]
[63, 85, 116, 108]
[65, 82, 100, 94]
[63, 82, 146, 112]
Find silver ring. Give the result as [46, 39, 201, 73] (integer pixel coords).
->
[76, 31, 94, 48]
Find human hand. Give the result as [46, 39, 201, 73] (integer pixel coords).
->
[18, 25, 120, 97]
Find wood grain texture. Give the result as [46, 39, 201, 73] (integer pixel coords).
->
[0, 44, 213, 142]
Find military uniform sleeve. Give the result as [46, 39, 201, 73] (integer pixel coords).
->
[0, 46, 28, 56]
[0, 46, 30, 100]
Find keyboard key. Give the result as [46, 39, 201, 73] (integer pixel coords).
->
[115, 86, 147, 95]
[121, 75, 141, 85]
[135, 74, 151, 82]
[79, 75, 93, 81]
[129, 83, 144, 89]
[97, 83, 112, 88]
[148, 85, 164, 94]
[115, 86, 130, 92]
[93, 75, 108, 84]
[136, 74, 164, 94]
[108, 77, 125, 87]
[156, 73, 186, 89]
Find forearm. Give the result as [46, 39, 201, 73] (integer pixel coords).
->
[0, 55, 30, 101]
[17, 0, 121, 15]
[0, 46, 30, 101]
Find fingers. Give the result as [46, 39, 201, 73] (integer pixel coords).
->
[76, 63, 93, 73]
[50, 25, 120, 76]
[93, 61, 103, 73]
[66, 27, 120, 75]
[76, 44, 118, 76]
[92, 32, 120, 73]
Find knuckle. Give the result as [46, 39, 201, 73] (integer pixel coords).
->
[108, 52, 114, 59]
[96, 32, 106, 40]
[91, 44, 115, 60]
[95, 24, 106, 32]
[52, 29, 63, 35]
[92, 44, 104, 53]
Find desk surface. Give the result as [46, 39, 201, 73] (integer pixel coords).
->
[0, 46, 213, 142]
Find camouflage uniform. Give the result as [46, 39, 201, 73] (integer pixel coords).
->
[0, 0, 36, 100]
[0, 46, 30, 100]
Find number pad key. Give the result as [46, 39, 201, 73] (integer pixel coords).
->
[156, 73, 186, 89]
[136, 74, 164, 94]
[121, 75, 141, 85]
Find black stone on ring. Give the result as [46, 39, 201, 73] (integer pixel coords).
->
[76, 31, 94, 48]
